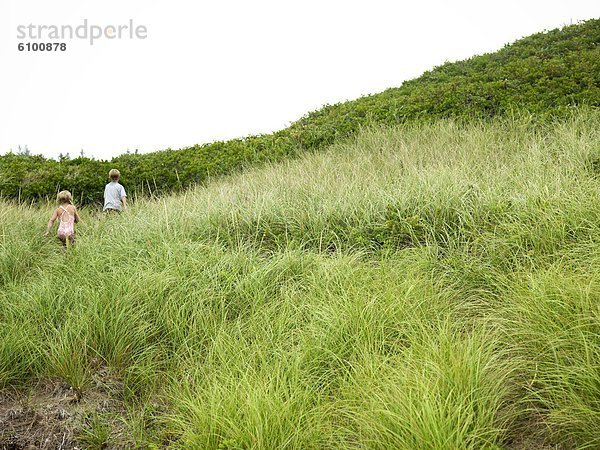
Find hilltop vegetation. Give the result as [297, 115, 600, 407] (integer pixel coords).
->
[2, 111, 600, 448]
[1, 19, 598, 204]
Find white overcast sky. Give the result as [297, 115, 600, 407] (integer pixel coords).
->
[0, 0, 598, 160]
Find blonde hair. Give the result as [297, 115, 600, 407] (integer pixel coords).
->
[57, 190, 73, 205]
[109, 168, 121, 180]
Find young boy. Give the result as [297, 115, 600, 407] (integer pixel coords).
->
[103, 169, 127, 212]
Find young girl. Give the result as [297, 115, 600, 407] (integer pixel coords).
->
[45, 190, 81, 246]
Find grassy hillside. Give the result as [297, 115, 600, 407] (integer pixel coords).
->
[1, 19, 598, 205]
[2, 109, 600, 448]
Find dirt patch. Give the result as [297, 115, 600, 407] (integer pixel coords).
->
[0, 368, 129, 450]
[505, 410, 568, 450]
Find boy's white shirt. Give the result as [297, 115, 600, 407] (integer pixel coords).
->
[103, 181, 127, 211]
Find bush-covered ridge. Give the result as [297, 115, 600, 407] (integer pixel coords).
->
[2, 19, 599, 204]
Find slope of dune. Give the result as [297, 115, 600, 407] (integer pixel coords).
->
[1, 110, 600, 448]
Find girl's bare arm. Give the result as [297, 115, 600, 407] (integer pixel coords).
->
[74, 208, 81, 223]
[45, 209, 59, 235]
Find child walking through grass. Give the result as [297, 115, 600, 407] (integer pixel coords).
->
[103, 169, 127, 212]
[45, 190, 81, 246]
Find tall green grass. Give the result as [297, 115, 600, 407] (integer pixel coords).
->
[1, 110, 600, 448]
